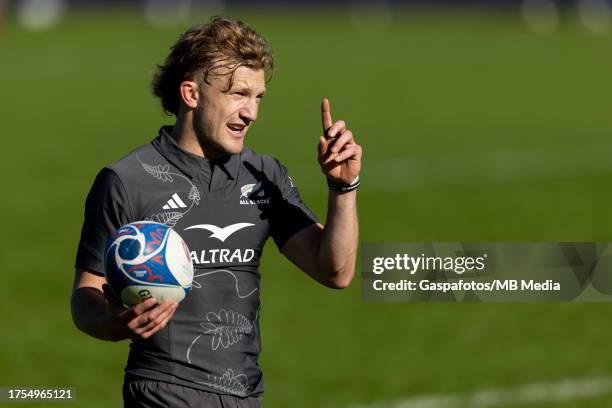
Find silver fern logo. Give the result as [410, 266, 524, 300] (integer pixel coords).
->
[239, 181, 270, 205]
[240, 182, 261, 198]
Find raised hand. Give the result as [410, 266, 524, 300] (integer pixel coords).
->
[317, 98, 362, 185]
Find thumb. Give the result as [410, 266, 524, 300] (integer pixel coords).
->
[318, 136, 329, 158]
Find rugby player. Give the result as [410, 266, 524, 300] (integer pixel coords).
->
[71, 16, 361, 407]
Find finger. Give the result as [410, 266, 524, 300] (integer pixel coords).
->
[140, 314, 172, 339]
[136, 303, 177, 334]
[129, 311, 155, 331]
[318, 135, 330, 160]
[122, 297, 157, 322]
[322, 131, 352, 165]
[329, 130, 353, 153]
[320, 138, 340, 165]
[334, 144, 362, 163]
[132, 301, 175, 331]
[140, 309, 177, 339]
[321, 98, 333, 133]
[132, 297, 158, 315]
[327, 120, 346, 139]
[323, 151, 342, 165]
[146, 300, 177, 323]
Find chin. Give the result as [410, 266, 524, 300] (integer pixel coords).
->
[221, 140, 244, 155]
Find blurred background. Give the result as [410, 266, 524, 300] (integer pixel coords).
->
[1, 0, 612, 407]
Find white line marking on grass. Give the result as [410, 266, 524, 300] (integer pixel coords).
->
[345, 376, 612, 408]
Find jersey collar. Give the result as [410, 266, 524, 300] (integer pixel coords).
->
[152, 126, 240, 181]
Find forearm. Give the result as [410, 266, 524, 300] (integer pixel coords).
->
[70, 287, 125, 342]
[318, 189, 359, 288]
[286, 97, 361, 288]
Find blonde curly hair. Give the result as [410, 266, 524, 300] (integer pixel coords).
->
[152, 16, 274, 116]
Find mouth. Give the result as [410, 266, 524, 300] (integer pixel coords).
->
[226, 123, 247, 138]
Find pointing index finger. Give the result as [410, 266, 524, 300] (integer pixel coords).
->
[321, 98, 333, 134]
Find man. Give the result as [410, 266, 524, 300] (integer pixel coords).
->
[71, 16, 361, 407]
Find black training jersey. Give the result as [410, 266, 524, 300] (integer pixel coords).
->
[75, 126, 317, 397]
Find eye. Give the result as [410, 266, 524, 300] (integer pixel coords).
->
[234, 91, 246, 97]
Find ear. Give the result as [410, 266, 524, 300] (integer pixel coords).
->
[179, 81, 199, 110]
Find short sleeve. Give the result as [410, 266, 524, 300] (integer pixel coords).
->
[268, 162, 318, 249]
[75, 168, 133, 275]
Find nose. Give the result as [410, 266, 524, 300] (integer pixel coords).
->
[239, 98, 258, 123]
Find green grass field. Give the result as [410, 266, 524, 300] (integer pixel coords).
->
[2, 8, 612, 407]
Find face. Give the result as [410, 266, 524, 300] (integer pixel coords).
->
[193, 66, 266, 159]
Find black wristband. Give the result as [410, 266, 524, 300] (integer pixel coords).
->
[327, 176, 360, 192]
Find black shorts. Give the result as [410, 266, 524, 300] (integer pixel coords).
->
[123, 378, 263, 408]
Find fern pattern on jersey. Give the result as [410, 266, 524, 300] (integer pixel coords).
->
[201, 309, 253, 351]
[137, 155, 200, 227]
[197, 369, 249, 397]
[142, 162, 173, 182]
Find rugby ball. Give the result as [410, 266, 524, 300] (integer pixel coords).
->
[104, 221, 194, 306]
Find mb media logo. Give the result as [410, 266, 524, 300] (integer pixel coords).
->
[240, 182, 271, 205]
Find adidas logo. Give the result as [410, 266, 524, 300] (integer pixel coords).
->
[162, 193, 187, 210]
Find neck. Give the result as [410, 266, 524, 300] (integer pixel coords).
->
[171, 113, 206, 158]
